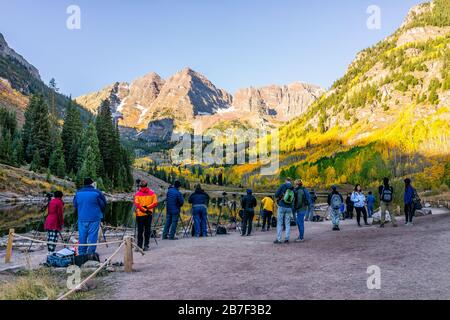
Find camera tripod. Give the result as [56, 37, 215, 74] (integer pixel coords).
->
[180, 207, 214, 238]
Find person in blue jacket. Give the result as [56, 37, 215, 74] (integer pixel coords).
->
[73, 178, 107, 256]
[188, 184, 210, 237]
[366, 191, 376, 218]
[163, 181, 184, 240]
[404, 178, 415, 226]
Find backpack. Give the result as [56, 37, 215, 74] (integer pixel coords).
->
[216, 226, 227, 235]
[46, 253, 75, 268]
[295, 188, 308, 210]
[271, 216, 277, 228]
[331, 193, 342, 210]
[412, 188, 422, 210]
[381, 186, 393, 203]
[283, 188, 295, 205]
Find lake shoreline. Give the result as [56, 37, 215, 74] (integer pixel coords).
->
[0, 192, 134, 204]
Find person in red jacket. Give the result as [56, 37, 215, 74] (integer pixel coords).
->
[44, 191, 65, 254]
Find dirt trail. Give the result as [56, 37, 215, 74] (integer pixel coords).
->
[99, 210, 450, 300]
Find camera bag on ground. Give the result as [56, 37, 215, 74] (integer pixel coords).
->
[216, 226, 227, 235]
[46, 248, 75, 268]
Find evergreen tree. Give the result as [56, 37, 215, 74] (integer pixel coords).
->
[96, 99, 120, 188]
[22, 94, 52, 166]
[61, 99, 83, 173]
[49, 137, 66, 178]
[76, 122, 103, 188]
[30, 150, 42, 172]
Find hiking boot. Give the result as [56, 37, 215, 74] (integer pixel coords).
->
[284, 240, 289, 244]
[336, 226, 340, 231]
[358, 223, 362, 227]
[380, 224, 385, 228]
[143, 246, 149, 252]
[273, 240, 282, 244]
[295, 238, 304, 243]
[365, 223, 370, 226]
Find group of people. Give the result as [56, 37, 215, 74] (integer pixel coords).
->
[42, 175, 420, 257]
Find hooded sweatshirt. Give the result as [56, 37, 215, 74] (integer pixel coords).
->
[134, 187, 158, 217]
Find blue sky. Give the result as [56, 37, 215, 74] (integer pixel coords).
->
[0, 0, 423, 97]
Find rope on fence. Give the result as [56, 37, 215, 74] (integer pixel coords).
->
[57, 240, 126, 300]
[12, 233, 123, 247]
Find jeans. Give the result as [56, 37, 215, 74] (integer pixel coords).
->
[193, 206, 208, 237]
[296, 210, 306, 240]
[380, 201, 397, 225]
[78, 220, 100, 255]
[242, 211, 255, 235]
[306, 204, 315, 221]
[355, 206, 368, 225]
[262, 210, 273, 230]
[276, 207, 293, 241]
[330, 208, 340, 227]
[404, 203, 415, 223]
[163, 212, 180, 239]
[367, 205, 374, 218]
[136, 214, 152, 248]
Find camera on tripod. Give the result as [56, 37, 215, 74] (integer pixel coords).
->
[43, 192, 54, 202]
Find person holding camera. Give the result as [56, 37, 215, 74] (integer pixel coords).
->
[241, 189, 257, 236]
[163, 180, 184, 240]
[134, 180, 158, 250]
[73, 178, 107, 256]
[188, 184, 210, 237]
[44, 191, 65, 254]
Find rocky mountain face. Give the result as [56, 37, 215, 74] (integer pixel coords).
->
[0, 33, 40, 80]
[76, 68, 323, 141]
[0, 33, 92, 123]
[233, 82, 325, 121]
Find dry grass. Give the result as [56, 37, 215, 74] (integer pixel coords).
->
[0, 269, 62, 300]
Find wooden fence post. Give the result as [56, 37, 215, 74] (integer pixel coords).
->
[124, 236, 133, 273]
[5, 229, 14, 264]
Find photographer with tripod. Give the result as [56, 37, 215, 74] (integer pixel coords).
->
[44, 191, 65, 254]
[134, 180, 158, 251]
[241, 189, 257, 237]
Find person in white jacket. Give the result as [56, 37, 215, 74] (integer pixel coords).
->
[351, 184, 369, 227]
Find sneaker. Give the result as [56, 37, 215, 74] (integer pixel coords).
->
[380, 224, 385, 228]
[247, 234, 252, 237]
[364, 223, 370, 226]
[336, 226, 340, 231]
[273, 240, 282, 244]
[169, 237, 179, 240]
[393, 224, 398, 228]
[284, 240, 290, 244]
[295, 238, 304, 243]
[143, 246, 149, 252]
[358, 224, 362, 227]
[162, 236, 168, 240]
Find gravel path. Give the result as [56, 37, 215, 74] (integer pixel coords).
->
[102, 210, 450, 300]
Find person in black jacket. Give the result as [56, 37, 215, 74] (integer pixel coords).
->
[188, 184, 210, 237]
[241, 189, 257, 236]
[345, 193, 354, 220]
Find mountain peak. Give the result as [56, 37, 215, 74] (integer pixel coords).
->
[0, 33, 40, 80]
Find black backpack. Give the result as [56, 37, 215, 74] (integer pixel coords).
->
[381, 186, 393, 202]
[271, 216, 277, 228]
[216, 226, 227, 235]
[412, 188, 422, 210]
